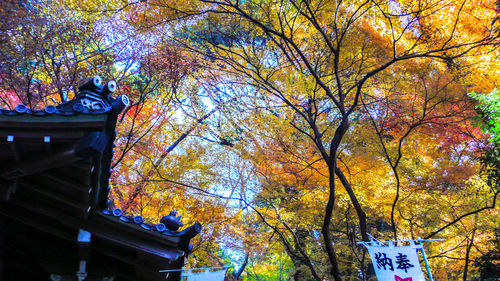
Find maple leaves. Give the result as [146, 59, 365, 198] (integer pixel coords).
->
[2, 0, 500, 280]
[0, 0, 117, 109]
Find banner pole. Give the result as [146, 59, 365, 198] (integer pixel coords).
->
[417, 237, 434, 281]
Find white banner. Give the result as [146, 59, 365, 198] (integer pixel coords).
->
[365, 244, 425, 281]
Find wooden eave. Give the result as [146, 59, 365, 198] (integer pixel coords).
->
[0, 113, 108, 130]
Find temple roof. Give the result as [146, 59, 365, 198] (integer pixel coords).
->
[0, 77, 200, 281]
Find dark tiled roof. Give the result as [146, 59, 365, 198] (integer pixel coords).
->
[0, 81, 129, 117]
[0, 76, 201, 281]
[102, 208, 202, 239]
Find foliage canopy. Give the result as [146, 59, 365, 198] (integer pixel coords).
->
[1, 0, 500, 280]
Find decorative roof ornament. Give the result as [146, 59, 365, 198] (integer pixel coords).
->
[60, 75, 129, 114]
[161, 210, 184, 231]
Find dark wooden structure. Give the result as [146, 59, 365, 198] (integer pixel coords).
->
[0, 77, 201, 281]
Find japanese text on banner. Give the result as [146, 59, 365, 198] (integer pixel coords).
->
[365, 245, 425, 281]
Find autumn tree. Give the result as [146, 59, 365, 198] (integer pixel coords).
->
[139, 0, 500, 280]
[0, 0, 122, 108]
[4, 0, 500, 279]
[359, 62, 499, 279]
[107, 39, 251, 268]
[468, 88, 500, 279]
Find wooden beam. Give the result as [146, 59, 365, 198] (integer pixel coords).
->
[1, 148, 79, 179]
[0, 130, 85, 139]
[39, 171, 89, 193]
[0, 208, 74, 242]
[6, 135, 19, 162]
[20, 182, 86, 211]
[0, 114, 108, 130]
[77, 229, 91, 273]
[44, 136, 51, 152]
[13, 199, 80, 229]
[0, 180, 17, 202]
